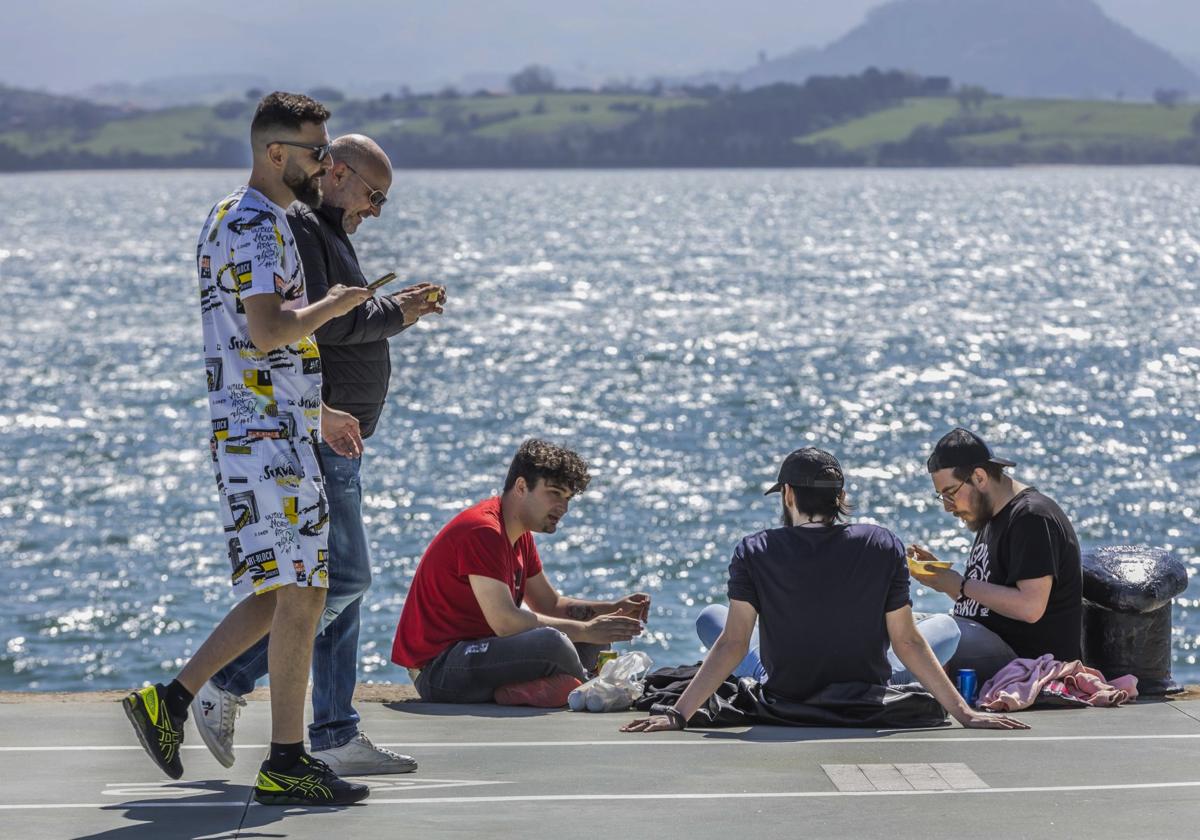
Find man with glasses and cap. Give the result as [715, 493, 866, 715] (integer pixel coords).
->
[191, 133, 446, 777]
[623, 448, 1026, 733]
[910, 428, 1083, 684]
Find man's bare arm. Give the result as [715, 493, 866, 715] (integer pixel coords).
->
[962, 576, 1052, 623]
[243, 285, 372, 352]
[469, 575, 642, 645]
[909, 545, 1053, 623]
[523, 573, 649, 621]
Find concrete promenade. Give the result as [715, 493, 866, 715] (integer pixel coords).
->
[3, 693, 1199, 839]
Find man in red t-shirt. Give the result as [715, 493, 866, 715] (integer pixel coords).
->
[392, 439, 649, 706]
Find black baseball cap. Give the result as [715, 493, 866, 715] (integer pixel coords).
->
[927, 428, 1016, 473]
[765, 447, 845, 495]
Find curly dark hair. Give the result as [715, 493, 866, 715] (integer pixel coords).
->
[250, 91, 331, 142]
[503, 439, 591, 495]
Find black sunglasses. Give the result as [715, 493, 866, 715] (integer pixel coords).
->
[343, 162, 388, 208]
[269, 140, 334, 162]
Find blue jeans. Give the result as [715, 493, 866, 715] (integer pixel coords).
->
[695, 604, 768, 681]
[213, 442, 373, 751]
[886, 612, 962, 684]
[694, 605, 961, 686]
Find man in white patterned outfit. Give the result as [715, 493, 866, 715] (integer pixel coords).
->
[122, 92, 374, 807]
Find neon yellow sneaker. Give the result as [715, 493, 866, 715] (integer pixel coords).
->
[122, 684, 184, 779]
[254, 754, 370, 806]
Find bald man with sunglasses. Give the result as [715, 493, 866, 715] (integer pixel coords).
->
[194, 134, 446, 777]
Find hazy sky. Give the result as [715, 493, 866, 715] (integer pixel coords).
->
[3, 0, 1197, 93]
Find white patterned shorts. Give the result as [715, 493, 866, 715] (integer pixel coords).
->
[211, 436, 329, 597]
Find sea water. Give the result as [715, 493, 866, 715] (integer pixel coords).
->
[1, 167, 1198, 690]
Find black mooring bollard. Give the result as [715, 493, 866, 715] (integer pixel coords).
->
[1081, 545, 1188, 696]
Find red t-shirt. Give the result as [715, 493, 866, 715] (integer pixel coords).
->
[391, 496, 543, 668]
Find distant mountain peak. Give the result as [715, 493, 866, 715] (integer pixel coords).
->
[739, 0, 1199, 99]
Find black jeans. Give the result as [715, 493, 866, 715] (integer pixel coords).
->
[944, 616, 1020, 684]
[414, 627, 602, 703]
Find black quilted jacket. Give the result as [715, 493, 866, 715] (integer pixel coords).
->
[288, 202, 410, 439]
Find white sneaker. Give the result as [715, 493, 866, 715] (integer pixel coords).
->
[190, 680, 245, 768]
[310, 732, 418, 775]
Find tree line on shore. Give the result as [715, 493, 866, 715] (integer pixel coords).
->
[2, 69, 1199, 171]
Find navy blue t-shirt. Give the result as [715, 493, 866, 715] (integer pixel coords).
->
[727, 522, 911, 702]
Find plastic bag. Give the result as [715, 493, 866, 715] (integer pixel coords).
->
[568, 651, 654, 712]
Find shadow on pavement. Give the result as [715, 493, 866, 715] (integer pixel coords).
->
[385, 701, 564, 719]
[71, 779, 364, 840]
[695, 723, 954, 743]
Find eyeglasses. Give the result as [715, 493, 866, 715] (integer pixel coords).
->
[268, 140, 334, 162]
[933, 479, 970, 505]
[343, 162, 388, 208]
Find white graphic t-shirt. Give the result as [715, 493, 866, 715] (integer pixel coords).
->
[197, 186, 322, 449]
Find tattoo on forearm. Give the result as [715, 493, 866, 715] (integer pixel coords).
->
[566, 605, 597, 620]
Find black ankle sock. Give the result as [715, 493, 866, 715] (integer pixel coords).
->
[269, 741, 306, 771]
[164, 680, 193, 721]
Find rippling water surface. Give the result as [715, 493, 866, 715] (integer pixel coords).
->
[2, 167, 1199, 690]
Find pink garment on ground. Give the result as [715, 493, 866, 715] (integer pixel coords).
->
[977, 654, 1138, 712]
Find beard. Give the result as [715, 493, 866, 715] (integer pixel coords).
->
[283, 160, 323, 208]
[958, 493, 991, 533]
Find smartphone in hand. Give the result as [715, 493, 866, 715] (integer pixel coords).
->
[367, 272, 397, 291]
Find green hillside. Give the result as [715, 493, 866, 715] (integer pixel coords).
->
[0, 93, 698, 162]
[0, 105, 241, 159]
[356, 93, 699, 140]
[800, 96, 1200, 152]
[801, 99, 961, 148]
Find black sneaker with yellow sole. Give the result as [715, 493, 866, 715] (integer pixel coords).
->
[254, 754, 370, 806]
[122, 684, 185, 780]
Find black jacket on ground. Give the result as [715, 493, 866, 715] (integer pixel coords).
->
[635, 664, 949, 729]
[288, 202, 410, 439]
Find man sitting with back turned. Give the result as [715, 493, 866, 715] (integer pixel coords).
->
[622, 447, 1027, 734]
[911, 428, 1083, 684]
[391, 439, 650, 706]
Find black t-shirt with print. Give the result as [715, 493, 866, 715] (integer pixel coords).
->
[727, 523, 911, 702]
[953, 488, 1082, 661]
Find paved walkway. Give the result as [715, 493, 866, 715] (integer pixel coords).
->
[4, 695, 1199, 839]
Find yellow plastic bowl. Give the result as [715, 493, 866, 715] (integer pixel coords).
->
[907, 558, 952, 573]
